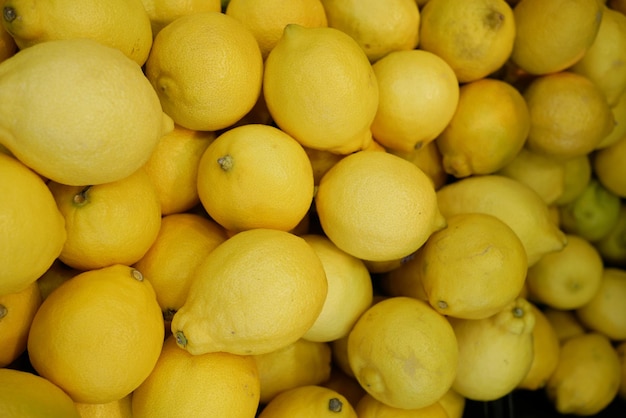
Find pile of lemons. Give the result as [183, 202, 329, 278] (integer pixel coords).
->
[1, 0, 626, 417]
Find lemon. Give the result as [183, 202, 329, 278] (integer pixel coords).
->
[0, 153, 65, 296]
[27, 264, 165, 404]
[75, 395, 133, 418]
[0, 281, 41, 367]
[1, 0, 152, 65]
[543, 307, 587, 343]
[389, 140, 449, 190]
[419, 0, 516, 83]
[377, 254, 428, 302]
[36, 260, 81, 301]
[594, 135, 626, 198]
[0, 38, 172, 186]
[140, 0, 221, 37]
[321, 0, 420, 63]
[263, 24, 379, 154]
[370, 49, 459, 153]
[258, 385, 357, 418]
[450, 298, 536, 401]
[511, 0, 604, 75]
[0, 368, 80, 418]
[322, 368, 367, 409]
[594, 204, 626, 268]
[436, 174, 567, 266]
[197, 124, 314, 232]
[438, 389, 466, 418]
[132, 335, 260, 418]
[553, 154, 592, 206]
[355, 393, 450, 418]
[171, 228, 328, 356]
[145, 12, 263, 131]
[348, 297, 458, 410]
[596, 90, 626, 149]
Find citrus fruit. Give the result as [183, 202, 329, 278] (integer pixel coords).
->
[258, 385, 358, 418]
[36, 260, 81, 301]
[355, 393, 450, 418]
[596, 89, 626, 149]
[542, 307, 587, 343]
[140, 0, 221, 36]
[438, 389, 466, 418]
[594, 203, 626, 268]
[389, 140, 449, 190]
[553, 154, 592, 206]
[593, 135, 626, 198]
[74, 394, 133, 418]
[322, 368, 367, 409]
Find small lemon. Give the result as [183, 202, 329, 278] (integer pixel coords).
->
[596, 90, 626, 149]
[543, 307, 587, 343]
[594, 203, 626, 268]
[140, 0, 221, 36]
[593, 135, 626, 198]
[553, 154, 592, 206]
[75, 394, 132, 418]
[389, 140, 449, 190]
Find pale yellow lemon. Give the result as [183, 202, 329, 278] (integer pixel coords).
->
[0, 38, 172, 186]
[436, 77, 529, 178]
[0, 281, 41, 367]
[27, 264, 165, 404]
[226, 0, 327, 59]
[48, 168, 162, 271]
[355, 393, 450, 418]
[140, 0, 221, 36]
[593, 135, 626, 198]
[258, 385, 358, 418]
[321, 0, 420, 63]
[348, 297, 458, 410]
[511, 0, 604, 75]
[419, 0, 516, 83]
[263, 24, 379, 154]
[171, 228, 328, 356]
[316, 151, 446, 262]
[389, 139, 449, 190]
[0, 153, 65, 296]
[132, 335, 260, 418]
[74, 394, 132, 418]
[145, 12, 263, 131]
[370, 49, 459, 153]
[197, 124, 314, 232]
[543, 308, 587, 343]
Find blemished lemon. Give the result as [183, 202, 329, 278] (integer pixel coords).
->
[511, 0, 603, 75]
[438, 388, 466, 418]
[263, 24, 379, 154]
[48, 168, 162, 271]
[526, 234, 604, 310]
[450, 298, 536, 401]
[348, 297, 459, 410]
[197, 124, 314, 232]
[0, 24, 17, 63]
[417, 213, 528, 320]
[370, 49, 459, 153]
[133, 213, 228, 321]
[27, 264, 165, 404]
[355, 393, 450, 418]
[226, 0, 327, 60]
[142, 124, 215, 215]
[140, 0, 221, 37]
[0, 368, 81, 418]
[171, 228, 328, 356]
[300, 234, 373, 342]
[596, 90, 626, 149]
[546, 332, 621, 416]
[321, 0, 420, 63]
[145, 12, 263, 131]
[0, 153, 65, 296]
[258, 385, 357, 418]
[436, 77, 529, 178]
[517, 302, 561, 391]
[0, 281, 41, 367]
[436, 174, 567, 266]
[553, 154, 592, 206]
[253, 338, 332, 404]
[316, 151, 446, 262]
[593, 135, 626, 198]
[542, 307, 587, 343]
[0, 38, 172, 186]
[576, 268, 626, 341]
[389, 140, 449, 191]
[418, 0, 515, 83]
[523, 71, 614, 160]
[1, 0, 152, 65]
[74, 394, 132, 418]
[132, 335, 260, 418]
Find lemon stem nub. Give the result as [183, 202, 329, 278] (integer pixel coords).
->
[437, 300, 448, 310]
[73, 185, 92, 206]
[3, 7, 16, 23]
[131, 269, 144, 282]
[328, 398, 343, 412]
[175, 330, 187, 348]
[217, 154, 234, 171]
[512, 306, 524, 318]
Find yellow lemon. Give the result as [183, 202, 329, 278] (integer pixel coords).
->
[526, 234, 604, 310]
[597, 90, 626, 149]
[196, 124, 314, 232]
[132, 335, 260, 418]
[523, 71, 614, 160]
[74, 394, 132, 418]
[1, 0, 152, 65]
[546, 332, 621, 415]
[450, 298, 535, 401]
[226, 0, 327, 59]
[355, 393, 450, 418]
[594, 135, 626, 198]
[258, 385, 357, 418]
[145, 12, 263, 131]
[171, 228, 328, 356]
[0, 24, 17, 63]
[438, 389, 466, 418]
[419, 0, 516, 83]
[48, 168, 162, 271]
[417, 213, 528, 320]
[254, 338, 332, 404]
[543, 307, 587, 343]
[331, 334, 356, 378]
[315, 151, 446, 262]
[0, 281, 41, 367]
[436, 174, 567, 266]
[436, 77, 529, 178]
[370, 49, 459, 153]
[263, 24, 379, 154]
[553, 154, 592, 206]
[0, 153, 65, 296]
[301, 234, 374, 342]
[322, 368, 367, 409]
[140, 0, 221, 36]
[321, 0, 420, 63]
[347, 297, 459, 410]
[0, 368, 81, 418]
[511, 0, 603, 75]
[27, 264, 164, 404]
[133, 213, 228, 321]
[142, 125, 215, 215]
[304, 146, 346, 186]
[0, 38, 172, 186]
[389, 140, 449, 191]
